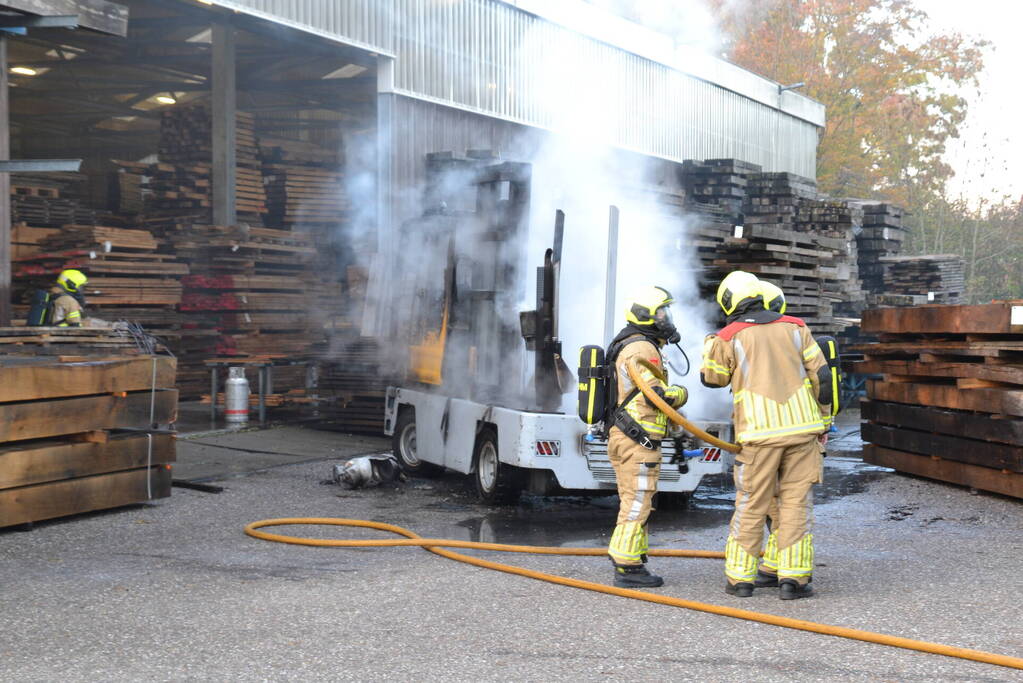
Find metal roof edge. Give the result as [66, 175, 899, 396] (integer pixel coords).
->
[500, 0, 825, 128]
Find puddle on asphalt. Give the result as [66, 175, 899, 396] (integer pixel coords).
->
[448, 422, 891, 548]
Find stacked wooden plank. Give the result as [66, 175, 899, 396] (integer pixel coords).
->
[854, 302, 1023, 498]
[153, 105, 267, 224]
[166, 224, 320, 397]
[12, 224, 187, 327]
[0, 326, 162, 355]
[0, 355, 177, 527]
[681, 158, 762, 216]
[702, 172, 856, 333]
[316, 335, 395, 435]
[260, 137, 347, 230]
[853, 203, 906, 294]
[878, 254, 965, 305]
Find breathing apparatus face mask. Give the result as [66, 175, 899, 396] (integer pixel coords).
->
[654, 306, 681, 345]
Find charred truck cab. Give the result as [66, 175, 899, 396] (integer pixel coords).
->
[384, 156, 732, 503]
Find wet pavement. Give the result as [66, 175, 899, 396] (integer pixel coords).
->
[3, 409, 1022, 681]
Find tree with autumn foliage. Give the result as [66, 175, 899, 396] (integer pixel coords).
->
[708, 0, 988, 206]
[705, 0, 1023, 302]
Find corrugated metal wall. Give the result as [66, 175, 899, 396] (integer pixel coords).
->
[210, 0, 821, 176]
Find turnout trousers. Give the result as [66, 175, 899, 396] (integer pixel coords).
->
[725, 437, 821, 585]
[607, 427, 660, 566]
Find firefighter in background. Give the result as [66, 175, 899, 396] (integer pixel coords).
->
[605, 286, 688, 588]
[701, 271, 831, 600]
[27, 269, 88, 327]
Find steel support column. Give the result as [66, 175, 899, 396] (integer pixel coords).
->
[212, 21, 237, 226]
[0, 36, 11, 326]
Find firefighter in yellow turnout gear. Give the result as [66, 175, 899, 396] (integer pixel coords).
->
[606, 287, 688, 588]
[50, 269, 88, 327]
[702, 272, 831, 600]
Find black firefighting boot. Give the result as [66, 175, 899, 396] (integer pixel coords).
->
[613, 564, 664, 588]
[724, 581, 754, 598]
[754, 570, 779, 588]
[779, 578, 814, 600]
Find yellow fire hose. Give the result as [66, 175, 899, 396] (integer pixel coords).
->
[245, 518, 1023, 671]
[243, 358, 1023, 671]
[626, 357, 742, 454]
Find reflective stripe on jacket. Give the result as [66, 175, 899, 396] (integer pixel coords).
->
[701, 320, 828, 445]
[615, 338, 672, 440]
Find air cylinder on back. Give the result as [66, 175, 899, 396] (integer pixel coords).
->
[225, 366, 250, 424]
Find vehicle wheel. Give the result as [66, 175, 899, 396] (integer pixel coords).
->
[656, 492, 692, 510]
[392, 408, 441, 477]
[472, 427, 522, 505]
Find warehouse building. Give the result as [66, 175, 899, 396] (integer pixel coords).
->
[0, 0, 824, 404]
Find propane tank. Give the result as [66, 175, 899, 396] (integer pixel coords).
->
[224, 366, 250, 424]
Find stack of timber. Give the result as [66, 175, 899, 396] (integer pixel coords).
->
[854, 302, 1023, 498]
[877, 254, 965, 305]
[853, 203, 906, 296]
[680, 158, 762, 216]
[0, 355, 177, 528]
[169, 224, 319, 397]
[153, 105, 267, 224]
[0, 326, 165, 356]
[11, 224, 187, 330]
[11, 175, 105, 227]
[708, 171, 856, 333]
[260, 136, 348, 231]
[316, 333, 395, 435]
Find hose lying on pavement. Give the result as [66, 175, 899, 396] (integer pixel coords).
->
[246, 517, 1023, 671]
[626, 357, 742, 454]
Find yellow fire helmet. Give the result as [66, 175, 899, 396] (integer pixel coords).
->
[716, 271, 760, 316]
[758, 280, 787, 314]
[626, 286, 674, 327]
[57, 268, 88, 293]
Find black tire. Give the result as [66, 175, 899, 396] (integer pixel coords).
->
[392, 408, 442, 477]
[471, 427, 522, 505]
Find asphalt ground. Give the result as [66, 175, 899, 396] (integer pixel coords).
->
[1, 419, 1022, 681]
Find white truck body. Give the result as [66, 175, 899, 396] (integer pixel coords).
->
[384, 385, 733, 494]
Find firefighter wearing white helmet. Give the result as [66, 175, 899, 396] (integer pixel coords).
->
[604, 286, 688, 588]
[701, 271, 832, 600]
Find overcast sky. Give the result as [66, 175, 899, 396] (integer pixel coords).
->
[897, 1, 1021, 205]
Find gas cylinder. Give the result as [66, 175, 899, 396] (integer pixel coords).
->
[225, 366, 250, 423]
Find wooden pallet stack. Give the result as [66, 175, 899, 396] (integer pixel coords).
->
[0, 355, 177, 528]
[260, 136, 348, 231]
[167, 224, 319, 397]
[153, 105, 267, 224]
[854, 302, 1023, 498]
[704, 172, 855, 333]
[11, 177, 104, 227]
[12, 224, 187, 330]
[680, 158, 762, 216]
[854, 202, 906, 295]
[877, 254, 965, 305]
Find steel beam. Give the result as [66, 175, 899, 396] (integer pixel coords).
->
[0, 159, 80, 172]
[211, 20, 236, 227]
[0, 0, 127, 36]
[0, 14, 77, 28]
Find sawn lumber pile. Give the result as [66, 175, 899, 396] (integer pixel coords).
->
[878, 254, 965, 305]
[260, 137, 348, 230]
[0, 355, 178, 528]
[853, 302, 1023, 498]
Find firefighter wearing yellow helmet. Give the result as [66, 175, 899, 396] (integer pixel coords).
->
[605, 286, 688, 588]
[37, 269, 88, 327]
[701, 271, 832, 600]
[758, 280, 787, 314]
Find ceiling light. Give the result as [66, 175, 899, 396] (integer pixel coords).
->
[155, 94, 177, 105]
[10, 67, 37, 76]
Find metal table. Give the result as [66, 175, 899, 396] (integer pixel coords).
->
[204, 357, 311, 427]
